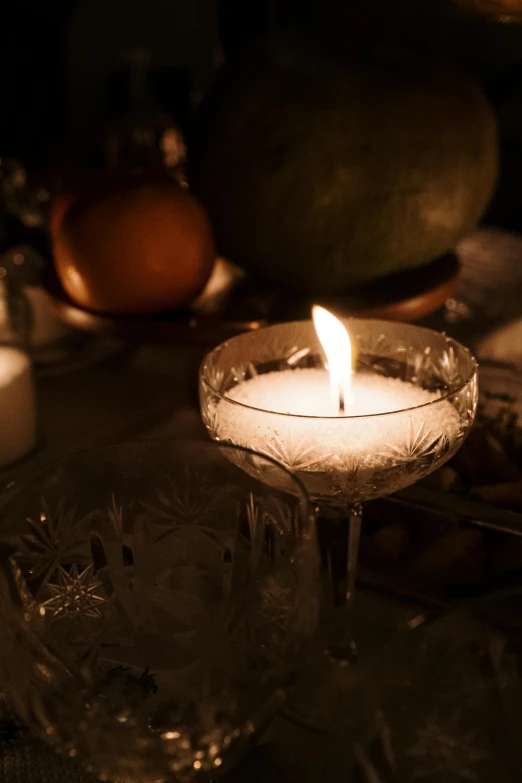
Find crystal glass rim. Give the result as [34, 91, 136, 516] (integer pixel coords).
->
[0, 437, 312, 520]
[200, 318, 478, 422]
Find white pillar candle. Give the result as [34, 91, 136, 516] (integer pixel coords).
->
[0, 347, 37, 468]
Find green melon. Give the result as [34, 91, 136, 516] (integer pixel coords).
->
[194, 36, 498, 295]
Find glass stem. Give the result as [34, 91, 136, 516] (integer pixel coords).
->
[316, 502, 363, 661]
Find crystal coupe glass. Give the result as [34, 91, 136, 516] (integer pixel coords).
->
[0, 439, 320, 783]
[199, 318, 478, 658]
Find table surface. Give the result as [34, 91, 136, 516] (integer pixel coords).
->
[2, 226, 522, 782]
[0, 339, 431, 783]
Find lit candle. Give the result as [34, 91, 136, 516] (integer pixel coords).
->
[312, 306, 352, 413]
[213, 309, 462, 500]
[0, 347, 37, 468]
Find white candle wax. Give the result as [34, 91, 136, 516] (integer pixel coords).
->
[216, 368, 462, 500]
[227, 369, 445, 417]
[0, 347, 37, 468]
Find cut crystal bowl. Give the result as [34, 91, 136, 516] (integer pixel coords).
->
[0, 439, 319, 783]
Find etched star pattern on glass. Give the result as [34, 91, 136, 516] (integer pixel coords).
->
[353, 613, 522, 782]
[0, 440, 320, 783]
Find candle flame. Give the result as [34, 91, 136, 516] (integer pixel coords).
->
[312, 305, 352, 414]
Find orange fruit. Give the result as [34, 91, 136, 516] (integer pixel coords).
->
[52, 175, 215, 314]
[50, 171, 112, 236]
[50, 192, 75, 236]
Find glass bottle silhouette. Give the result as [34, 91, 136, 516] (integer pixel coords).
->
[105, 49, 187, 183]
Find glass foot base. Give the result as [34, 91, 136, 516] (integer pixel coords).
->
[326, 639, 358, 664]
[284, 589, 426, 734]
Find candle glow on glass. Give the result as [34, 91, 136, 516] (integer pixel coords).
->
[312, 306, 353, 414]
[211, 312, 466, 500]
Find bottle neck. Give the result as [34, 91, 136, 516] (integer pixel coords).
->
[125, 50, 152, 107]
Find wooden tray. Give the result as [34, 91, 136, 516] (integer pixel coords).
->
[44, 254, 459, 347]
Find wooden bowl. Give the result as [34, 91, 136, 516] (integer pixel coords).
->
[43, 254, 459, 347]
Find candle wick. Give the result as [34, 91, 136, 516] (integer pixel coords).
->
[339, 391, 345, 416]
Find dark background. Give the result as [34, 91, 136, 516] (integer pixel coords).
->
[4, 0, 522, 221]
[0, 0, 219, 168]
[2, 0, 522, 162]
